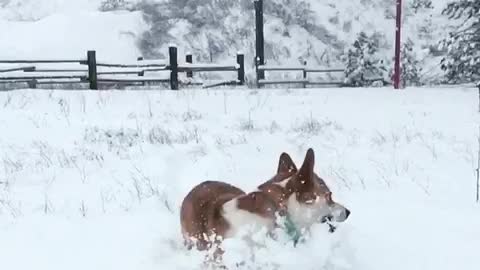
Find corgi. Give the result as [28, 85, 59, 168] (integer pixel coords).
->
[180, 148, 351, 259]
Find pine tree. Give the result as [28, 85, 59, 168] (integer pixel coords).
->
[440, 0, 480, 83]
[400, 39, 422, 87]
[409, 0, 433, 14]
[344, 32, 386, 87]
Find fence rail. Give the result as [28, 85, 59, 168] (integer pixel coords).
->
[0, 75, 87, 80]
[0, 66, 36, 73]
[255, 59, 346, 88]
[255, 59, 345, 88]
[25, 68, 87, 73]
[0, 59, 82, 63]
[254, 60, 391, 88]
[0, 46, 358, 90]
[0, 46, 245, 90]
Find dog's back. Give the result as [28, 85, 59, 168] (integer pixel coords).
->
[180, 180, 245, 250]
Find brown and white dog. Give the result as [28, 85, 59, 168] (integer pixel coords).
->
[180, 148, 351, 257]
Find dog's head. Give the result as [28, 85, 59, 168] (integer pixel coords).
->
[264, 148, 351, 230]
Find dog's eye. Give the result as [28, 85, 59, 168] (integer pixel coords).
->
[324, 192, 333, 202]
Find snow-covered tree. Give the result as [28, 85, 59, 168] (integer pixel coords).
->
[409, 0, 433, 14]
[136, 0, 342, 64]
[400, 39, 422, 87]
[137, 0, 253, 59]
[265, 0, 315, 29]
[440, 0, 480, 83]
[344, 31, 387, 87]
[99, 0, 136, 11]
[407, 0, 434, 40]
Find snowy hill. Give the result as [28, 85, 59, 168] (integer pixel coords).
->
[0, 86, 479, 270]
[0, 0, 456, 83]
[136, 0, 454, 83]
[0, 0, 146, 62]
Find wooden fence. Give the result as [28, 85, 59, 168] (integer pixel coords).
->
[0, 46, 245, 90]
[253, 58, 393, 88]
[255, 59, 346, 88]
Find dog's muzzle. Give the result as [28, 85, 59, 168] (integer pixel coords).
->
[320, 215, 336, 233]
[320, 215, 333, 223]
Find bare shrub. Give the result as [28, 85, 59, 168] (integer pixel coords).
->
[269, 121, 281, 134]
[238, 112, 255, 131]
[148, 127, 172, 145]
[177, 126, 202, 144]
[293, 115, 342, 135]
[182, 110, 203, 122]
[84, 127, 143, 152]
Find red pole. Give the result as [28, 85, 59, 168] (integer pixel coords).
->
[394, 0, 402, 89]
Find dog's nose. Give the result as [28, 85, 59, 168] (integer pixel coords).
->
[345, 209, 351, 219]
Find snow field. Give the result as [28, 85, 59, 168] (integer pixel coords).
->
[0, 86, 478, 270]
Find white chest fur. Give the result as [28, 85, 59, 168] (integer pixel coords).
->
[222, 198, 275, 239]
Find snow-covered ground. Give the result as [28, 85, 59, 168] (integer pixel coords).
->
[0, 86, 478, 270]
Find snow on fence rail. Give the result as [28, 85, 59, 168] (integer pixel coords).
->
[255, 59, 346, 88]
[255, 60, 390, 88]
[0, 66, 36, 73]
[0, 58, 89, 89]
[0, 46, 245, 90]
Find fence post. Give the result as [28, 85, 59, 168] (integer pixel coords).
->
[186, 53, 193, 78]
[28, 79, 37, 89]
[303, 60, 307, 88]
[169, 46, 179, 90]
[87, 50, 98, 90]
[237, 53, 245, 85]
[137, 56, 145, 86]
[255, 0, 265, 80]
[255, 56, 260, 88]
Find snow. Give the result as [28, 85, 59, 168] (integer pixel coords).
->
[0, 86, 478, 270]
[0, 0, 100, 21]
[0, 6, 146, 63]
[0, 0, 478, 269]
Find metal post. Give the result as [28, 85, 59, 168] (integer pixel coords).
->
[394, 0, 402, 90]
[477, 83, 480, 203]
[476, 127, 479, 203]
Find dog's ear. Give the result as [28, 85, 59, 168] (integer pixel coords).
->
[277, 152, 297, 174]
[298, 148, 315, 181]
